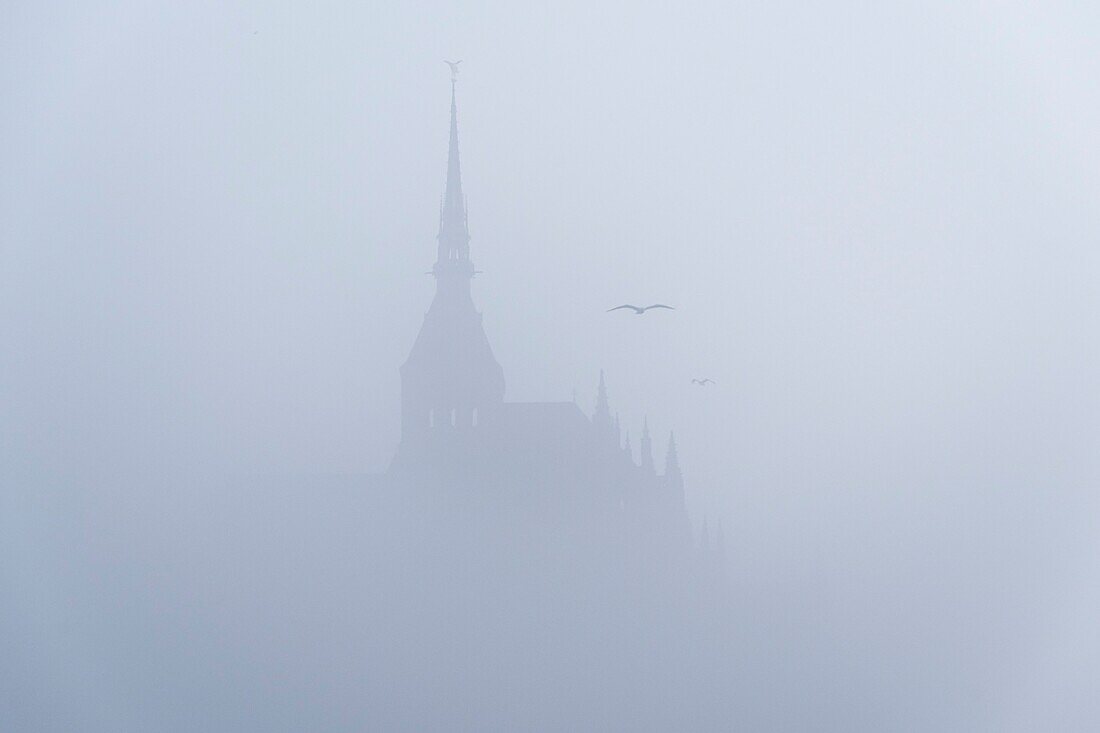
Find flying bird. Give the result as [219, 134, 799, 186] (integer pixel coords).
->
[691, 378, 716, 386]
[607, 304, 675, 315]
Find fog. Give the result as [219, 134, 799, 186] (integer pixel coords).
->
[3, 2, 1100, 730]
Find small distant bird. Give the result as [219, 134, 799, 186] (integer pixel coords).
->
[691, 378, 716, 386]
[607, 304, 675, 315]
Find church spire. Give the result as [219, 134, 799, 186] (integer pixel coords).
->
[436, 73, 471, 268]
[393, 65, 505, 453]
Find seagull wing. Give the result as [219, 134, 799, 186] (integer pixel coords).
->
[607, 305, 639, 312]
[643, 304, 675, 311]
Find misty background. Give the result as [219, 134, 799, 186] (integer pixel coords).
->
[3, 1, 1100, 730]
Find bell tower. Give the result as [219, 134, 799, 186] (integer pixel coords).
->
[396, 67, 505, 451]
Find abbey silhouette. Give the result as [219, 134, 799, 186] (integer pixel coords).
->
[388, 76, 696, 559]
[180, 73, 733, 733]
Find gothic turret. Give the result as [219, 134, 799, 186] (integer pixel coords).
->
[640, 416, 655, 474]
[592, 370, 616, 446]
[663, 431, 692, 545]
[664, 431, 683, 497]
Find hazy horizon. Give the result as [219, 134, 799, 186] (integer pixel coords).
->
[4, 2, 1100, 730]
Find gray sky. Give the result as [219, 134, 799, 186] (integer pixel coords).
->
[3, 1, 1100, 729]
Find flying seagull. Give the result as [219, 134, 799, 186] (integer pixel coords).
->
[691, 378, 716, 386]
[607, 304, 675, 315]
